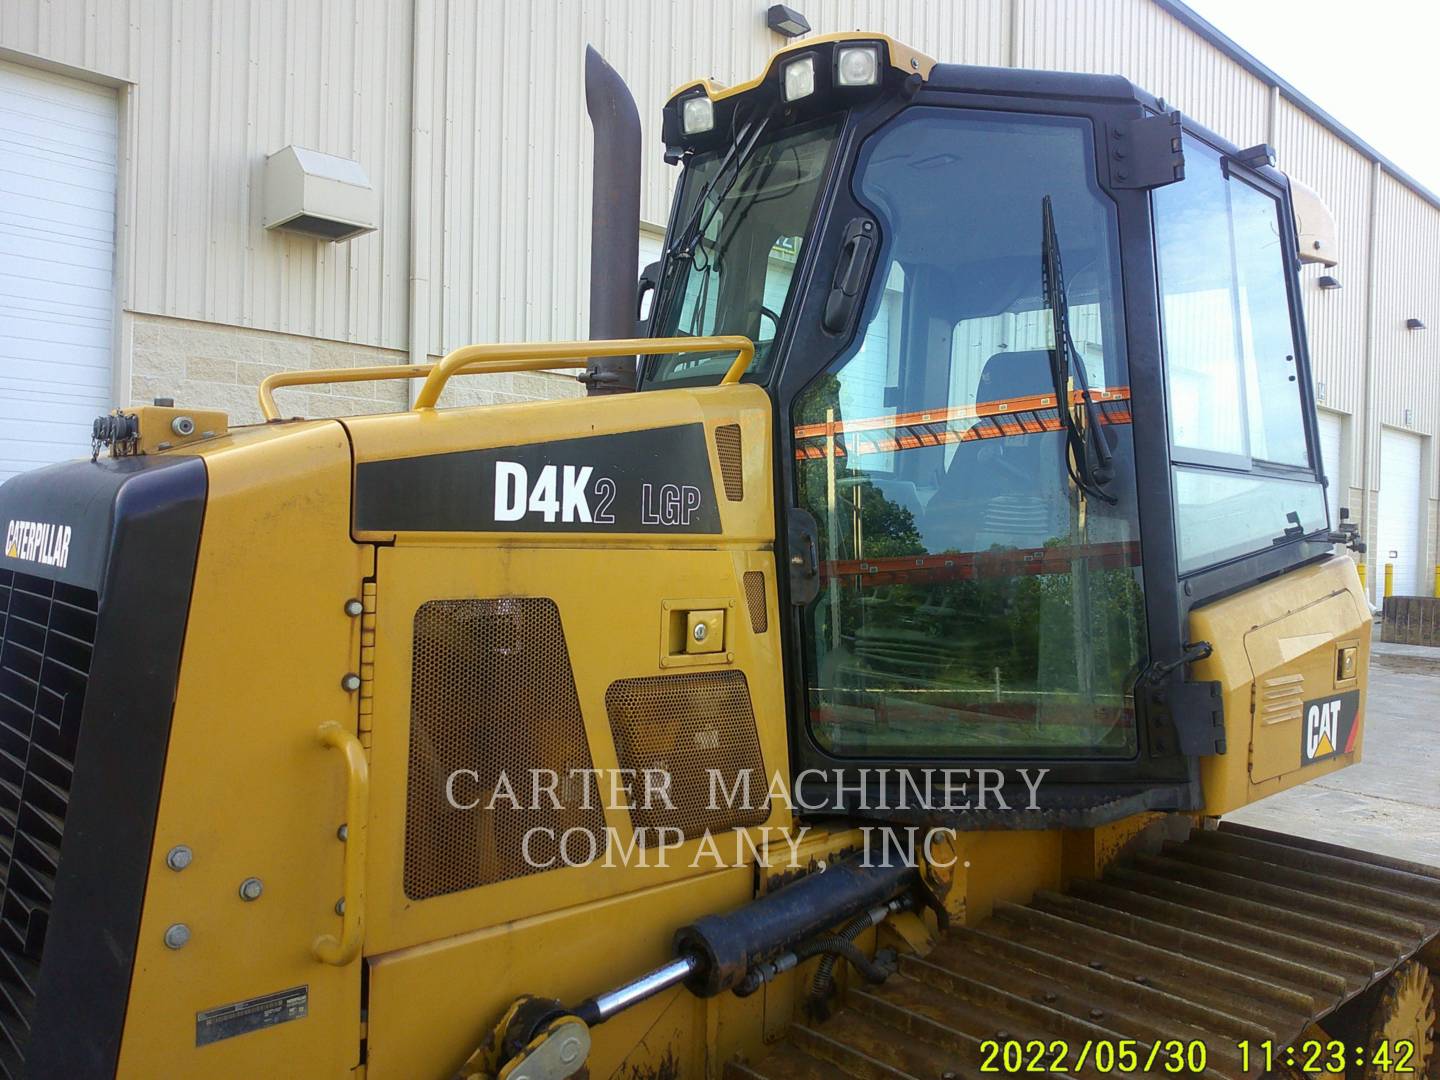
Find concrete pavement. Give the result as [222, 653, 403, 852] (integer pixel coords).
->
[1224, 639, 1440, 867]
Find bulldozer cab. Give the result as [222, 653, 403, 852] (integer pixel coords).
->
[640, 35, 1341, 819]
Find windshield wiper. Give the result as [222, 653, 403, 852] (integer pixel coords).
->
[664, 110, 774, 265]
[1041, 194, 1117, 505]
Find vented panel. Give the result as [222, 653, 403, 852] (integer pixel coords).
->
[743, 571, 768, 634]
[405, 598, 606, 900]
[714, 424, 743, 501]
[605, 671, 768, 841]
[0, 569, 96, 1072]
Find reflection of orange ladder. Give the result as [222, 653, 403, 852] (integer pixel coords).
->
[793, 386, 1132, 460]
[820, 540, 1142, 585]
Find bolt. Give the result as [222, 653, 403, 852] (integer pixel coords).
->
[692, 622, 708, 642]
[1042, 991, 1058, 1003]
[1090, 1008, 1106, 1021]
[337, 823, 349, 842]
[344, 598, 364, 617]
[166, 845, 193, 871]
[340, 673, 361, 691]
[1135, 975, 1151, 986]
[238, 877, 264, 901]
[335, 898, 346, 916]
[1089, 960, 1105, 970]
[164, 923, 191, 950]
[1116, 170, 1129, 181]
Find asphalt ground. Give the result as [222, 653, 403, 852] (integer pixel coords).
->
[1225, 639, 1440, 867]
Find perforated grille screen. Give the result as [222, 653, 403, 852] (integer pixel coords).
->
[605, 671, 768, 841]
[743, 571, 768, 634]
[0, 569, 96, 1072]
[714, 424, 743, 501]
[405, 598, 606, 900]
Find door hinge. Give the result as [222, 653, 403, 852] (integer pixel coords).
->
[1106, 111, 1185, 190]
[357, 580, 377, 752]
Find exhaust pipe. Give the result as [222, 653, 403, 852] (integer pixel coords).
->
[583, 45, 642, 395]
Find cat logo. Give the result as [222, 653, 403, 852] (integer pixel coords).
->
[1305, 699, 1340, 759]
[1301, 690, 1359, 764]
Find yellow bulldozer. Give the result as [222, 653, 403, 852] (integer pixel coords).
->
[1, 31, 1435, 1080]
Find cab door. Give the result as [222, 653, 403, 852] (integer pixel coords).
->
[771, 95, 1198, 816]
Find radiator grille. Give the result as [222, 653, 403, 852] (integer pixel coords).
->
[405, 598, 606, 900]
[714, 424, 743, 502]
[0, 569, 97, 1072]
[743, 571, 768, 634]
[605, 671, 768, 842]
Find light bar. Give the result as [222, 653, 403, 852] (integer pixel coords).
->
[681, 95, 714, 136]
[836, 44, 880, 87]
[782, 55, 816, 102]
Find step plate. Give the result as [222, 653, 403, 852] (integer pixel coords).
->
[729, 824, 1440, 1080]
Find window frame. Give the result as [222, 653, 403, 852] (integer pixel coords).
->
[1151, 130, 1334, 590]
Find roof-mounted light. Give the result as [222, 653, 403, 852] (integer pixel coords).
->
[836, 44, 881, 87]
[782, 55, 816, 102]
[681, 95, 715, 136]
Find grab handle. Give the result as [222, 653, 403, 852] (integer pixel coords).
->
[312, 722, 369, 966]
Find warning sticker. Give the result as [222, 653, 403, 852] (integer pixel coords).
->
[196, 985, 308, 1047]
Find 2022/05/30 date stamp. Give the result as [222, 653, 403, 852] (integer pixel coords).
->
[977, 1038, 1420, 1074]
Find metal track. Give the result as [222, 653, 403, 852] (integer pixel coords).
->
[727, 824, 1440, 1080]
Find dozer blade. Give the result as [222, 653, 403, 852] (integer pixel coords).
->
[728, 824, 1440, 1080]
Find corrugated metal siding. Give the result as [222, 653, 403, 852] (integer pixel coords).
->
[0, 0, 137, 82]
[420, 0, 1011, 354]
[1015, 0, 1269, 149]
[1273, 98, 1371, 418]
[1373, 170, 1440, 493]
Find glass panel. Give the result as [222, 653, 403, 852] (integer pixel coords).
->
[1230, 180, 1308, 466]
[1154, 147, 1248, 458]
[1155, 145, 1309, 466]
[793, 109, 1147, 760]
[644, 119, 840, 385]
[1173, 467, 1327, 574]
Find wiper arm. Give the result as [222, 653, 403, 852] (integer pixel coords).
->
[1041, 195, 1117, 505]
[665, 110, 774, 265]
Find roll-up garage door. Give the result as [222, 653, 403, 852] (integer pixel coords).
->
[1316, 409, 1343, 528]
[0, 60, 117, 482]
[1377, 427, 1425, 596]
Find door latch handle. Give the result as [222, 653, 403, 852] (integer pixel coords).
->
[823, 218, 877, 334]
[787, 508, 821, 605]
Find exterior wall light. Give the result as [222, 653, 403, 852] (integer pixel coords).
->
[1406, 318, 1426, 331]
[1317, 275, 1341, 290]
[766, 4, 810, 38]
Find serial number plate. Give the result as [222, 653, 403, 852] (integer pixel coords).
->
[195, 985, 308, 1047]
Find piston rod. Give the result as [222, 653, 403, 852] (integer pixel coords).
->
[571, 954, 700, 1027]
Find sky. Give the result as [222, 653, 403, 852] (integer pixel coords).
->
[1183, 0, 1440, 194]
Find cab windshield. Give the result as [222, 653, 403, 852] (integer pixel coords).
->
[642, 118, 841, 386]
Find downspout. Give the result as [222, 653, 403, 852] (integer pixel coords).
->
[407, 0, 434, 406]
[1361, 157, 1382, 598]
[583, 46, 642, 394]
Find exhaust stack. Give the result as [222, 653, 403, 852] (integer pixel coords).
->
[584, 46, 642, 394]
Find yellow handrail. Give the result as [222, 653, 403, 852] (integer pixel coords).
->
[256, 335, 755, 419]
[312, 722, 369, 966]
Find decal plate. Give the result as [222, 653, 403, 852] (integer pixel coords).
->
[1300, 688, 1361, 764]
[354, 424, 722, 534]
[195, 985, 308, 1046]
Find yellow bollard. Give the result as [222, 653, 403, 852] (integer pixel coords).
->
[1434, 564, 1440, 598]
[1384, 561, 1395, 598]
[1357, 561, 1367, 590]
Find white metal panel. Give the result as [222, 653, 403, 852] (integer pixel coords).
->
[1316, 409, 1343, 527]
[1378, 427, 1424, 596]
[0, 59, 116, 480]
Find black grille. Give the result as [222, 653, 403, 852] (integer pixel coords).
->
[0, 569, 97, 1072]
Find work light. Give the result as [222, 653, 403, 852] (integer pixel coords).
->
[836, 44, 880, 86]
[782, 55, 816, 101]
[681, 95, 715, 135]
